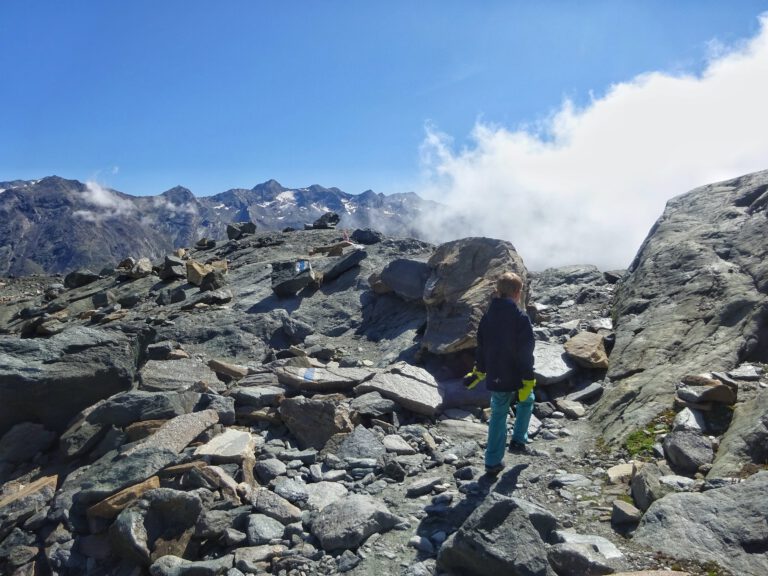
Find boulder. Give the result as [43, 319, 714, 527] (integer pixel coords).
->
[378, 259, 430, 301]
[227, 221, 257, 240]
[110, 488, 202, 566]
[271, 260, 315, 297]
[595, 170, 768, 442]
[630, 462, 668, 511]
[64, 269, 100, 288]
[194, 429, 260, 463]
[246, 487, 302, 525]
[662, 431, 713, 475]
[322, 249, 367, 283]
[351, 229, 383, 245]
[0, 475, 57, 541]
[437, 493, 556, 576]
[564, 332, 609, 369]
[0, 422, 56, 463]
[158, 255, 186, 281]
[708, 389, 768, 478]
[88, 391, 201, 427]
[337, 425, 386, 461]
[354, 363, 443, 416]
[535, 342, 576, 385]
[279, 395, 354, 450]
[633, 471, 768, 576]
[305, 482, 348, 512]
[149, 554, 234, 576]
[246, 514, 285, 545]
[311, 494, 400, 551]
[547, 542, 615, 576]
[0, 326, 137, 435]
[275, 365, 373, 392]
[676, 374, 736, 405]
[129, 257, 153, 279]
[672, 407, 707, 433]
[312, 212, 340, 229]
[422, 237, 528, 355]
[139, 359, 219, 393]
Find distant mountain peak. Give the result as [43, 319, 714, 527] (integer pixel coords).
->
[161, 186, 196, 205]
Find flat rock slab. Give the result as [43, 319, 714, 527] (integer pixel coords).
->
[229, 385, 286, 408]
[139, 359, 219, 392]
[383, 435, 416, 455]
[355, 365, 443, 416]
[275, 366, 373, 392]
[194, 429, 260, 463]
[0, 475, 57, 540]
[553, 530, 623, 559]
[534, 342, 576, 385]
[305, 482, 348, 512]
[87, 476, 161, 519]
[565, 382, 604, 403]
[437, 419, 488, 444]
[406, 477, 443, 497]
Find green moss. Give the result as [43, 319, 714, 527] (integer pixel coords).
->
[623, 409, 675, 460]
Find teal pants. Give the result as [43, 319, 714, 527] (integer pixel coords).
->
[485, 390, 535, 467]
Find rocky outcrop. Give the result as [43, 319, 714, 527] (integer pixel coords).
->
[595, 170, 768, 441]
[708, 388, 768, 478]
[0, 326, 137, 435]
[634, 471, 768, 576]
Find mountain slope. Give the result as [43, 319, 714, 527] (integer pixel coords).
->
[0, 176, 436, 275]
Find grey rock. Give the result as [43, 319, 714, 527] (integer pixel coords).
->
[337, 425, 386, 461]
[658, 475, 696, 491]
[275, 365, 372, 392]
[708, 389, 768, 478]
[322, 249, 367, 283]
[547, 542, 615, 575]
[0, 326, 137, 435]
[379, 258, 430, 301]
[246, 514, 285, 545]
[280, 312, 314, 344]
[611, 500, 642, 525]
[0, 422, 56, 463]
[146, 340, 177, 360]
[195, 506, 251, 540]
[279, 394, 353, 450]
[406, 476, 443, 497]
[630, 462, 668, 511]
[382, 434, 416, 455]
[272, 477, 309, 506]
[194, 429, 259, 463]
[351, 228, 383, 244]
[305, 482, 348, 512]
[234, 545, 287, 573]
[662, 431, 714, 474]
[227, 221, 257, 240]
[311, 494, 400, 551]
[254, 458, 287, 483]
[672, 407, 708, 433]
[230, 385, 286, 408]
[150, 554, 235, 576]
[595, 170, 768, 442]
[534, 342, 576, 385]
[88, 390, 201, 427]
[555, 399, 586, 419]
[247, 487, 302, 524]
[549, 474, 593, 489]
[271, 260, 315, 297]
[0, 475, 57, 541]
[110, 488, 202, 566]
[565, 382, 604, 403]
[634, 471, 768, 576]
[552, 530, 623, 560]
[139, 359, 219, 392]
[727, 363, 763, 380]
[422, 237, 528, 355]
[64, 269, 100, 288]
[355, 363, 443, 416]
[437, 493, 556, 576]
[350, 392, 397, 417]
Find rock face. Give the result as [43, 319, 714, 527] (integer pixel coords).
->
[0, 326, 137, 435]
[708, 389, 768, 478]
[310, 495, 400, 551]
[634, 471, 768, 576]
[422, 237, 528, 355]
[595, 170, 768, 440]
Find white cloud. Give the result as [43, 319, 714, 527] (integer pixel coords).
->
[75, 181, 136, 222]
[151, 197, 198, 215]
[417, 14, 768, 271]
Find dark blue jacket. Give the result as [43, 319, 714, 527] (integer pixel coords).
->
[475, 297, 535, 392]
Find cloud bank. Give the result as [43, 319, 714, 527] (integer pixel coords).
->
[417, 15, 768, 271]
[74, 181, 136, 222]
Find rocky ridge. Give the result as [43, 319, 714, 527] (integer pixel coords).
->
[0, 170, 766, 576]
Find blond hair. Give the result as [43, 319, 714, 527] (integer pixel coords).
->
[496, 272, 523, 298]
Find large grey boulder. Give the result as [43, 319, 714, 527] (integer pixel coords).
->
[378, 259, 430, 301]
[633, 471, 768, 576]
[0, 326, 137, 435]
[110, 488, 202, 566]
[534, 342, 576, 385]
[88, 390, 202, 427]
[422, 237, 528, 355]
[594, 170, 768, 441]
[279, 394, 354, 450]
[708, 389, 768, 478]
[437, 493, 556, 576]
[662, 431, 714, 475]
[139, 359, 219, 392]
[311, 494, 400, 551]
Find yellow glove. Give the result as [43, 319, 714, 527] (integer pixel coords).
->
[463, 366, 486, 390]
[518, 379, 536, 402]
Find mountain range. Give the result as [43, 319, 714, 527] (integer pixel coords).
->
[0, 176, 437, 276]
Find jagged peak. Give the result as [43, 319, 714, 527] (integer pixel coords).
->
[160, 186, 196, 204]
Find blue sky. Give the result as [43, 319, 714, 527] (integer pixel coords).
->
[3, 2, 768, 267]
